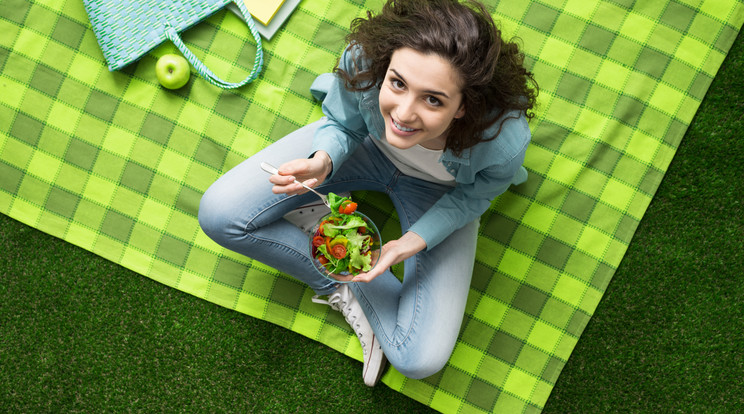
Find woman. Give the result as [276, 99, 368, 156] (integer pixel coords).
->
[199, 0, 538, 386]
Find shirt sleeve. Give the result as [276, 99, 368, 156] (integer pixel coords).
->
[309, 46, 370, 177]
[409, 118, 531, 250]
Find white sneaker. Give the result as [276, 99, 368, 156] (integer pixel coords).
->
[312, 284, 387, 386]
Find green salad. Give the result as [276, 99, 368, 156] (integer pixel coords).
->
[311, 193, 379, 275]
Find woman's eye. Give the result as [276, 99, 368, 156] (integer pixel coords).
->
[391, 79, 405, 90]
[425, 96, 442, 106]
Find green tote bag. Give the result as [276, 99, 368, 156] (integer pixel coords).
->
[83, 0, 263, 89]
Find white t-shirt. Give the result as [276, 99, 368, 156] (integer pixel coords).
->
[373, 138, 456, 186]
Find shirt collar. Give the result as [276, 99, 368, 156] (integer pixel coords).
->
[442, 147, 471, 165]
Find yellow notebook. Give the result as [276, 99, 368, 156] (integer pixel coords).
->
[242, 0, 287, 26]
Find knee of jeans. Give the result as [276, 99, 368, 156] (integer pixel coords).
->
[390, 349, 451, 380]
[197, 188, 234, 242]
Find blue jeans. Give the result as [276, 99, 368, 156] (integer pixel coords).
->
[199, 120, 478, 379]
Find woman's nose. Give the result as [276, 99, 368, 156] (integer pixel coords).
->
[396, 96, 417, 123]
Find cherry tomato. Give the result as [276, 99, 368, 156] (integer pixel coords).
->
[338, 200, 358, 215]
[330, 244, 347, 259]
[317, 255, 329, 265]
[312, 236, 325, 247]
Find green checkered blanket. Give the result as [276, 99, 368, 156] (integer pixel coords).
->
[1, 0, 742, 412]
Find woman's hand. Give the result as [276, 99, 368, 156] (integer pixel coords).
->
[268, 151, 333, 195]
[351, 231, 427, 283]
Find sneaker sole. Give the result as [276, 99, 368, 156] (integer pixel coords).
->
[362, 335, 387, 387]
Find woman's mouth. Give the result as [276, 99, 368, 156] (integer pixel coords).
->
[391, 117, 417, 134]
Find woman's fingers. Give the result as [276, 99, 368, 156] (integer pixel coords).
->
[267, 158, 322, 195]
[279, 158, 317, 179]
[269, 152, 332, 195]
[281, 178, 319, 196]
[350, 269, 382, 283]
[268, 172, 296, 186]
[268, 173, 301, 194]
[330, 273, 355, 283]
[351, 233, 427, 283]
[351, 244, 395, 283]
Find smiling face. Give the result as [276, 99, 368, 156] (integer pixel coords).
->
[378, 47, 465, 150]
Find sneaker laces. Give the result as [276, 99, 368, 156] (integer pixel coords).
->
[312, 291, 369, 353]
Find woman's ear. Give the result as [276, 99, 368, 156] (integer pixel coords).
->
[454, 104, 465, 119]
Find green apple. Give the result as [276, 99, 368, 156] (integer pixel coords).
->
[155, 54, 190, 89]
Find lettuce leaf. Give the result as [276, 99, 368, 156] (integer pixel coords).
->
[349, 248, 372, 272]
[326, 215, 367, 231]
[327, 192, 346, 213]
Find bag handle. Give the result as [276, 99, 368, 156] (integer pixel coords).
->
[164, 0, 263, 89]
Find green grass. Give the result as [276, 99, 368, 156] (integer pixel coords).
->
[1, 32, 742, 414]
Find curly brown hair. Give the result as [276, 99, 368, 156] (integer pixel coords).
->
[335, 0, 538, 155]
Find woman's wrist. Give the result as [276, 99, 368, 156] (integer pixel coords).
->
[312, 150, 334, 177]
[400, 231, 427, 256]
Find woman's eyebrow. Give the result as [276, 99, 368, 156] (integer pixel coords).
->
[390, 68, 450, 99]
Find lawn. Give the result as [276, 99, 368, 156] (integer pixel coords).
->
[1, 30, 741, 414]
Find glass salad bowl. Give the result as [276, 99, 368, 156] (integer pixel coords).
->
[309, 211, 381, 282]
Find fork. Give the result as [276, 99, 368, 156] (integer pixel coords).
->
[260, 162, 331, 209]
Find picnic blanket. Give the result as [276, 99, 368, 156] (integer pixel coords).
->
[1, 0, 742, 412]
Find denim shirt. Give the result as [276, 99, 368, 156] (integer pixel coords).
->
[310, 46, 531, 250]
